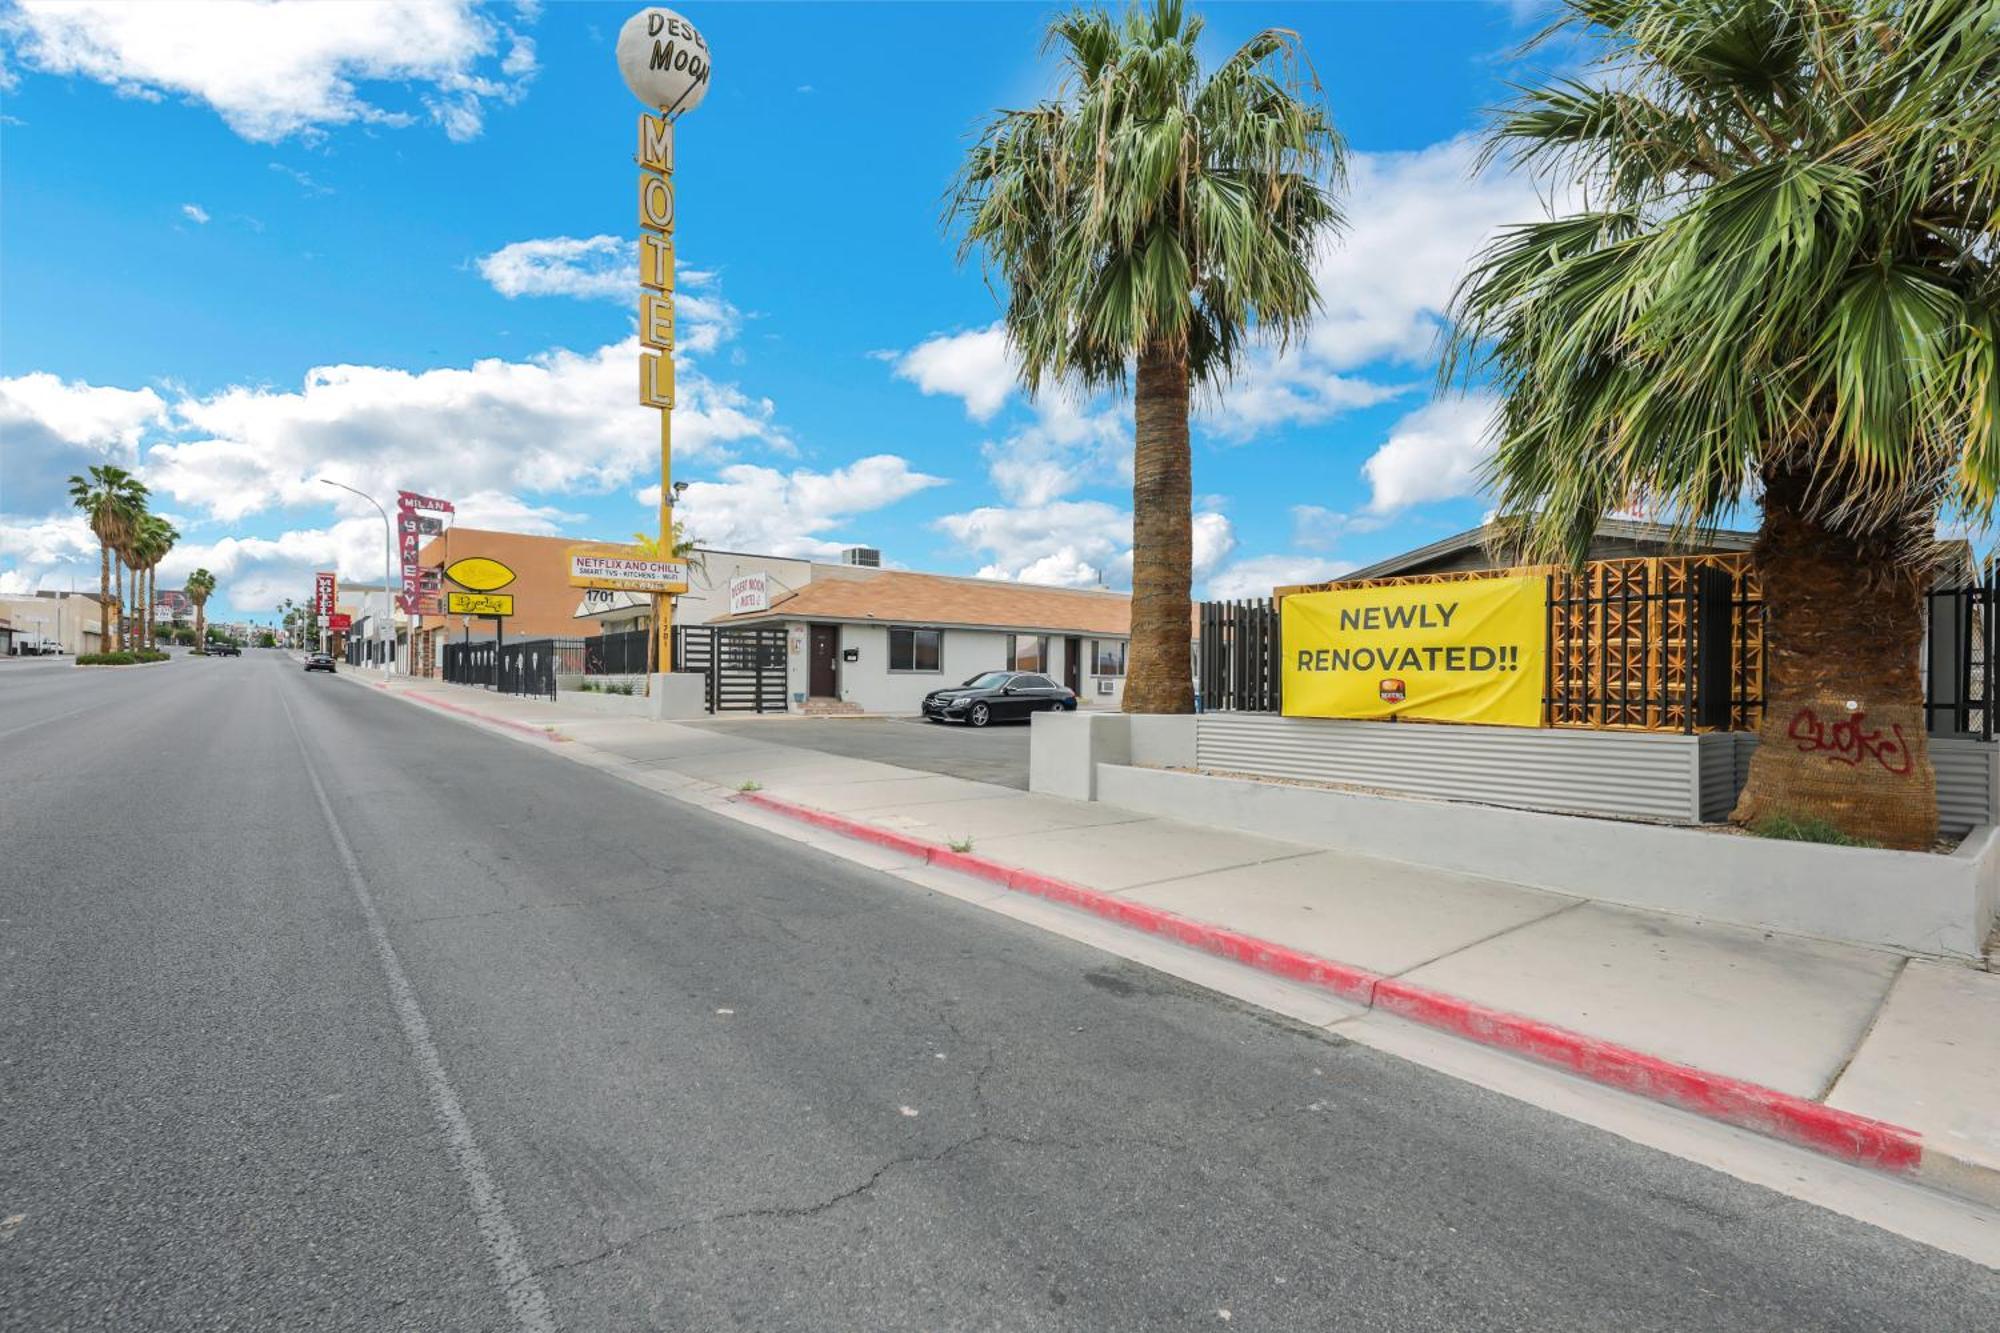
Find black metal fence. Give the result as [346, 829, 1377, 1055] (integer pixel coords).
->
[677, 624, 787, 712]
[441, 636, 558, 701]
[1926, 561, 1997, 739]
[585, 627, 652, 676]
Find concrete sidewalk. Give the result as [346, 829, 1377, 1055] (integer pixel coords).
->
[355, 671, 2000, 1209]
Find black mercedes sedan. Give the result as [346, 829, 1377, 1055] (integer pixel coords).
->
[921, 671, 1078, 727]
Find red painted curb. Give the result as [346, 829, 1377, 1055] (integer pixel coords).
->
[739, 790, 1924, 1177]
[394, 689, 558, 741]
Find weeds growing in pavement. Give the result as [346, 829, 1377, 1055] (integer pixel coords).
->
[948, 836, 975, 854]
[1748, 813, 1882, 849]
[738, 780, 762, 793]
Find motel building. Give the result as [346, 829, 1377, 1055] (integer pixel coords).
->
[694, 547, 1132, 715]
[407, 527, 1132, 715]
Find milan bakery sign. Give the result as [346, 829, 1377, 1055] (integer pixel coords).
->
[396, 491, 454, 614]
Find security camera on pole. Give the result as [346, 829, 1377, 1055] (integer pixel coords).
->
[617, 6, 711, 683]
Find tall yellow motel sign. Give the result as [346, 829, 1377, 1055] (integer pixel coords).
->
[617, 6, 712, 675]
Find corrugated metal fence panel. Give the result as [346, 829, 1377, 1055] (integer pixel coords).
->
[1717, 736, 1994, 837]
[1194, 713, 1701, 822]
[1697, 734, 1747, 822]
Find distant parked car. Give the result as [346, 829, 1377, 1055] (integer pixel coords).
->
[922, 671, 1077, 727]
[304, 653, 336, 673]
[210, 642, 242, 656]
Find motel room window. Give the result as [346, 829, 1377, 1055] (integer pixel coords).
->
[1092, 639, 1126, 677]
[888, 626, 942, 672]
[1007, 634, 1049, 673]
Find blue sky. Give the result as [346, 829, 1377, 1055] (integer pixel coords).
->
[0, 0, 1577, 621]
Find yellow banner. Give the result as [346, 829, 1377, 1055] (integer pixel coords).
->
[1281, 575, 1545, 726]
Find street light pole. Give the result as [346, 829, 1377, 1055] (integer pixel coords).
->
[319, 478, 395, 674]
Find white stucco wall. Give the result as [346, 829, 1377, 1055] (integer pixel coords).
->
[675, 550, 819, 626]
[780, 625, 1128, 714]
[826, 625, 1011, 714]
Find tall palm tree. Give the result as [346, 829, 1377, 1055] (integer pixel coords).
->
[949, 0, 1345, 712]
[66, 465, 147, 653]
[134, 515, 177, 650]
[186, 569, 217, 652]
[1446, 0, 1997, 849]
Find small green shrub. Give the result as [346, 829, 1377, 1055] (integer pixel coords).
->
[947, 836, 975, 854]
[576, 680, 601, 692]
[737, 780, 762, 793]
[608, 681, 635, 696]
[79, 649, 170, 666]
[1747, 813, 1882, 849]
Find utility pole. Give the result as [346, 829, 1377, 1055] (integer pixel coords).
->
[320, 478, 394, 672]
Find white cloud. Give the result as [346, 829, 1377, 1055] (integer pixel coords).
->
[936, 501, 1233, 591]
[1205, 554, 1354, 601]
[985, 391, 1130, 506]
[1307, 136, 1553, 371]
[478, 233, 625, 301]
[475, 235, 740, 352]
[890, 323, 1015, 421]
[1, 0, 536, 143]
[129, 338, 784, 523]
[1194, 136, 1556, 442]
[1361, 394, 1499, 513]
[269, 161, 333, 195]
[0, 512, 100, 594]
[669, 456, 945, 559]
[181, 202, 209, 224]
[0, 372, 168, 511]
[1205, 350, 1412, 438]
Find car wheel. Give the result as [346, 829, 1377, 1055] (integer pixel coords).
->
[968, 702, 991, 728]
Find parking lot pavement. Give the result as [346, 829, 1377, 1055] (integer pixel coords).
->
[679, 713, 1035, 789]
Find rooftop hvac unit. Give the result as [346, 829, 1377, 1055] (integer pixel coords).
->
[840, 546, 881, 567]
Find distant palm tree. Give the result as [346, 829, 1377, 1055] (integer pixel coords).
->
[949, 0, 1345, 713]
[186, 569, 217, 652]
[1445, 0, 1998, 849]
[67, 465, 148, 652]
[133, 515, 177, 650]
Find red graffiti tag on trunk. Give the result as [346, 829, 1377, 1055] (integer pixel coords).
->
[1786, 708, 1913, 777]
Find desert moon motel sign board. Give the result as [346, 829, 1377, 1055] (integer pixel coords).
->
[1280, 575, 1546, 727]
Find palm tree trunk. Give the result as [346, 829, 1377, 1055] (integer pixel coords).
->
[98, 544, 111, 651]
[1730, 465, 1935, 849]
[114, 555, 125, 652]
[1123, 341, 1195, 715]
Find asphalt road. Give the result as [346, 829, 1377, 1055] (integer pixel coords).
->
[683, 713, 1034, 788]
[3, 652, 1994, 1330]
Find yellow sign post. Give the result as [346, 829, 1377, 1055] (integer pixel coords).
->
[446, 592, 515, 617]
[1280, 575, 1546, 726]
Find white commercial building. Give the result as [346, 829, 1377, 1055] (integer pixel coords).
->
[578, 546, 1133, 715]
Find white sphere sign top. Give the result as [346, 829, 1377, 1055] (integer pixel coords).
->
[617, 7, 712, 116]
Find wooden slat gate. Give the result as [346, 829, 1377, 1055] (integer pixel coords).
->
[1197, 599, 1281, 713]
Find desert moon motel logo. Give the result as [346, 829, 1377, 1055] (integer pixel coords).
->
[1281, 574, 1547, 727]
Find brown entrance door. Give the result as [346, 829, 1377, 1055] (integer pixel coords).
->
[809, 624, 839, 697]
[1064, 636, 1082, 694]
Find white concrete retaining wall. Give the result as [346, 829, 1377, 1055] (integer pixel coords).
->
[555, 688, 650, 717]
[1091, 764, 1996, 959]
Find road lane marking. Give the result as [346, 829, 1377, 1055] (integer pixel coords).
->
[279, 691, 558, 1333]
[0, 702, 106, 743]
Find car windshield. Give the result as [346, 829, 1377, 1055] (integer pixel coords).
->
[963, 672, 1011, 689]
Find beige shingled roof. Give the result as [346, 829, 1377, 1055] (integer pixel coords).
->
[715, 568, 1130, 636]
